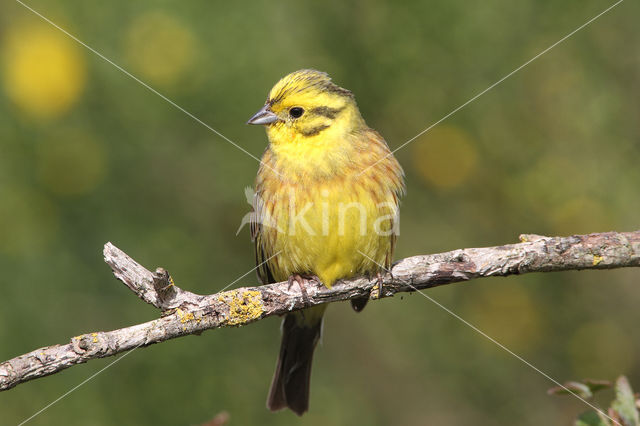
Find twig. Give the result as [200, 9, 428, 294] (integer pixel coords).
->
[1, 230, 638, 392]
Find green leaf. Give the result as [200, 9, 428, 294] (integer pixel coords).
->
[583, 379, 613, 395]
[610, 376, 640, 426]
[549, 381, 593, 399]
[575, 410, 611, 426]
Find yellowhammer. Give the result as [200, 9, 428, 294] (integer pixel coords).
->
[247, 69, 404, 415]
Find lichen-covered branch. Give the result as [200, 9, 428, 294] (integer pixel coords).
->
[1, 231, 638, 392]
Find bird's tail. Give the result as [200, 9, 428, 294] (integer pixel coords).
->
[267, 305, 326, 416]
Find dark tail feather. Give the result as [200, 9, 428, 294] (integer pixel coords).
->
[267, 310, 323, 416]
[350, 296, 369, 312]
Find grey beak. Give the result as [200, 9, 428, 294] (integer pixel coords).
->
[247, 104, 279, 125]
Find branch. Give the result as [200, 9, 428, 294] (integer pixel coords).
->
[1, 231, 638, 392]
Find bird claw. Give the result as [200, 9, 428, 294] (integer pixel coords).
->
[287, 274, 317, 303]
[376, 271, 384, 299]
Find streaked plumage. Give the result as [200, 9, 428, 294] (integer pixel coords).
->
[247, 69, 404, 415]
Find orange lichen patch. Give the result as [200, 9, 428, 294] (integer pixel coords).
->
[592, 255, 604, 266]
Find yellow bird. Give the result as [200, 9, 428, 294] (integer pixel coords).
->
[247, 69, 404, 415]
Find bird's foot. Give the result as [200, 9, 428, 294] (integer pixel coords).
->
[375, 271, 385, 299]
[287, 274, 318, 303]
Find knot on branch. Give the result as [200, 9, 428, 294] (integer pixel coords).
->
[71, 332, 113, 357]
[153, 267, 179, 311]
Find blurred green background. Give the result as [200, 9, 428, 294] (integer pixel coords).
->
[1, 0, 639, 425]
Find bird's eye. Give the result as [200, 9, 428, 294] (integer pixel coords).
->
[289, 107, 304, 118]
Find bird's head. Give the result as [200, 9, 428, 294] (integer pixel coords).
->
[247, 69, 364, 146]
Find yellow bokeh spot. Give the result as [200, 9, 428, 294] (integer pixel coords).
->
[463, 283, 541, 352]
[567, 321, 633, 378]
[36, 129, 107, 196]
[551, 197, 610, 235]
[411, 125, 478, 190]
[125, 11, 196, 86]
[2, 22, 86, 118]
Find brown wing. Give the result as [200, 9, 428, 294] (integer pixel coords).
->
[352, 130, 404, 312]
[385, 190, 401, 271]
[372, 131, 404, 272]
[251, 187, 277, 285]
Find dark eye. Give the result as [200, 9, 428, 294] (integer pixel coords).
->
[289, 107, 304, 118]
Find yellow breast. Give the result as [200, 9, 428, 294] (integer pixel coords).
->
[255, 130, 403, 287]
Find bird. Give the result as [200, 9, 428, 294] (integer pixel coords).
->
[247, 69, 404, 416]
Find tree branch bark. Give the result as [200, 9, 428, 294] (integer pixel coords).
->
[1, 230, 638, 392]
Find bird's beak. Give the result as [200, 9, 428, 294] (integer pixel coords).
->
[246, 104, 279, 125]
